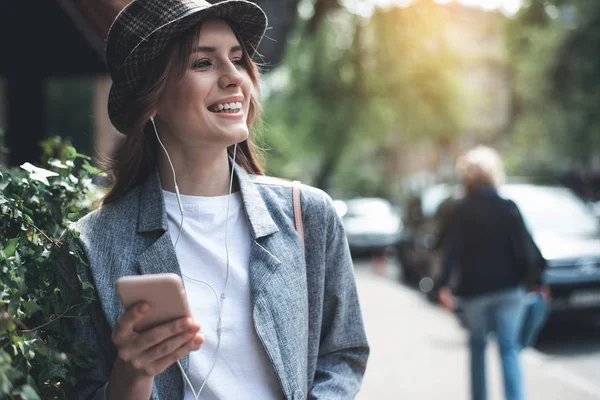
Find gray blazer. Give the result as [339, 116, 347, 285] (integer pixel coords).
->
[66, 163, 369, 400]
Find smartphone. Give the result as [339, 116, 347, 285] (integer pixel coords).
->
[115, 273, 191, 332]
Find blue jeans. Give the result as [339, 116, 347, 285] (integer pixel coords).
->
[461, 287, 527, 400]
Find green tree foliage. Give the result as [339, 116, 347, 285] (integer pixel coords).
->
[263, 11, 367, 191]
[506, 0, 600, 172]
[0, 138, 102, 399]
[551, 1, 600, 166]
[262, 0, 466, 196]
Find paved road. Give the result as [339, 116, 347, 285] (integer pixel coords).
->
[353, 256, 600, 399]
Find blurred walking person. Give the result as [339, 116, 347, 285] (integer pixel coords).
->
[436, 146, 547, 400]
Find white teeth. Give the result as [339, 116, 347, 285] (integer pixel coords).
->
[211, 101, 243, 112]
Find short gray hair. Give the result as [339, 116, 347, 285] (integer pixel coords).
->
[456, 145, 505, 190]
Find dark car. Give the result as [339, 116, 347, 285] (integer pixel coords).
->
[397, 184, 461, 284]
[400, 183, 600, 320]
[335, 197, 404, 258]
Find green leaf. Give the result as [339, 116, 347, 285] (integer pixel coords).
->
[75, 152, 91, 161]
[48, 158, 69, 170]
[3, 238, 19, 257]
[82, 161, 103, 175]
[36, 343, 49, 356]
[0, 378, 13, 397]
[67, 212, 79, 222]
[48, 360, 68, 380]
[66, 146, 77, 159]
[20, 163, 59, 186]
[14, 384, 41, 400]
[22, 301, 42, 314]
[15, 338, 37, 360]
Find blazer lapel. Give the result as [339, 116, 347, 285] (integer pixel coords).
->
[249, 235, 308, 400]
[137, 231, 181, 276]
[237, 166, 308, 399]
[136, 169, 183, 284]
[135, 170, 188, 399]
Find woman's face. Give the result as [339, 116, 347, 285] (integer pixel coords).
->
[155, 19, 252, 150]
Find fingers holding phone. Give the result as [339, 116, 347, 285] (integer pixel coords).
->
[112, 304, 204, 377]
[113, 273, 202, 378]
[128, 319, 203, 377]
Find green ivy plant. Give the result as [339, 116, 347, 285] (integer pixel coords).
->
[0, 138, 105, 399]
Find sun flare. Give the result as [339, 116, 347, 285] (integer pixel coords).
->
[348, 0, 524, 17]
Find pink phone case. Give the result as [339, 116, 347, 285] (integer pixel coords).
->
[115, 273, 191, 332]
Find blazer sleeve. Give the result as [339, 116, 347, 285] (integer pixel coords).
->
[55, 240, 115, 400]
[308, 198, 370, 400]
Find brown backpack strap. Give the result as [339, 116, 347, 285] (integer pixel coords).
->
[292, 180, 304, 249]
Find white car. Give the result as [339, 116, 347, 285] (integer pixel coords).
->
[335, 197, 403, 257]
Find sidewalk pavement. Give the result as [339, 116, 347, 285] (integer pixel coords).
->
[354, 268, 600, 400]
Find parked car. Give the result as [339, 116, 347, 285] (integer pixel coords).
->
[335, 197, 404, 258]
[400, 183, 600, 320]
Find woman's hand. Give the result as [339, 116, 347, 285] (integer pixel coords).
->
[530, 284, 551, 302]
[438, 288, 455, 311]
[107, 302, 204, 399]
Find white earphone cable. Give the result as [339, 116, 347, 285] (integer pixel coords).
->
[151, 117, 237, 399]
[194, 143, 237, 397]
[151, 117, 184, 248]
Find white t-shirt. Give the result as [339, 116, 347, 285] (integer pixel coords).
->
[162, 190, 282, 400]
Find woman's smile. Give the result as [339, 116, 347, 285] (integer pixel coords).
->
[207, 95, 245, 120]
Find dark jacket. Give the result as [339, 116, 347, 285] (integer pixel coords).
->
[438, 186, 546, 298]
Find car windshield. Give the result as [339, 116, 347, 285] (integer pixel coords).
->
[499, 185, 600, 237]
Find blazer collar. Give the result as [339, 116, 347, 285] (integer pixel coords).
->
[138, 170, 169, 233]
[234, 162, 279, 239]
[136, 162, 279, 240]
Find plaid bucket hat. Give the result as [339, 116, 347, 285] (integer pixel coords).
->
[105, 0, 268, 133]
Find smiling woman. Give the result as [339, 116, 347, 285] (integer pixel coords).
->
[60, 0, 369, 399]
[104, 17, 264, 204]
[149, 19, 261, 200]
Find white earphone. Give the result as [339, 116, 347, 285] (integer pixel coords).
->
[150, 116, 237, 399]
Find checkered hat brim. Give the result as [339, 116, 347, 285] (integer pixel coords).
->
[105, 0, 267, 133]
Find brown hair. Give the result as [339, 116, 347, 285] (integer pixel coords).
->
[103, 20, 265, 205]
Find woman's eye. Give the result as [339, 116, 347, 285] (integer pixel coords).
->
[232, 59, 246, 68]
[192, 59, 212, 69]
